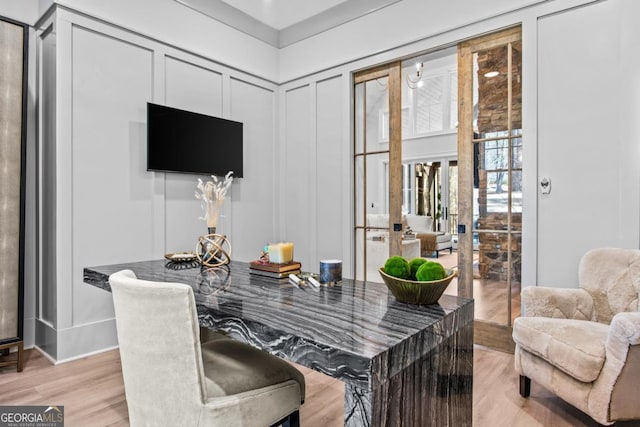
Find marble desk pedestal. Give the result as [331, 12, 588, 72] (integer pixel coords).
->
[85, 260, 473, 426]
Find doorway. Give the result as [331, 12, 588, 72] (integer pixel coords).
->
[458, 26, 523, 352]
[410, 158, 457, 235]
[352, 29, 523, 353]
[353, 49, 459, 281]
[353, 62, 403, 282]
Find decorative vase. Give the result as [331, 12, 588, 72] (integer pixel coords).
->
[196, 233, 232, 268]
[195, 172, 234, 268]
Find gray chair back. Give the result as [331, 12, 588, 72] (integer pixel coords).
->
[110, 269, 206, 426]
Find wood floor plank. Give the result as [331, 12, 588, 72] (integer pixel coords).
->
[1, 347, 640, 426]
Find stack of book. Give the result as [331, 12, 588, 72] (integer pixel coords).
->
[249, 260, 302, 279]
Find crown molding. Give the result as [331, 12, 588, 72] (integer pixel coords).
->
[174, 0, 279, 46]
[174, 0, 401, 48]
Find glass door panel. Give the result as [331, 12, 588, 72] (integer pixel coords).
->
[354, 64, 402, 282]
[471, 38, 522, 324]
[510, 41, 523, 132]
[400, 48, 458, 237]
[366, 78, 389, 153]
[354, 83, 365, 154]
[359, 153, 394, 281]
[474, 231, 520, 324]
[448, 161, 458, 236]
[355, 228, 366, 280]
[354, 155, 365, 230]
[459, 26, 522, 352]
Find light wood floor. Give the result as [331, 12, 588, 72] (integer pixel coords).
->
[436, 250, 522, 324]
[2, 347, 639, 426]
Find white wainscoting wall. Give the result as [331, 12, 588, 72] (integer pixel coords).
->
[276, 0, 640, 292]
[26, 0, 640, 362]
[279, 76, 350, 272]
[536, 0, 640, 286]
[36, 8, 279, 361]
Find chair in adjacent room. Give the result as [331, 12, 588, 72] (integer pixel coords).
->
[513, 247, 640, 425]
[109, 269, 305, 427]
[404, 213, 452, 258]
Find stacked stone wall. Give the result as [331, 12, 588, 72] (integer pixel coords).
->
[475, 41, 522, 283]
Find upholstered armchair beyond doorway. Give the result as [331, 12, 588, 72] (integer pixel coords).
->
[513, 248, 640, 425]
[109, 269, 305, 427]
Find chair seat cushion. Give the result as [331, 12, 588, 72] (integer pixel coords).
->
[416, 232, 451, 243]
[513, 317, 610, 382]
[201, 339, 306, 401]
[435, 233, 451, 244]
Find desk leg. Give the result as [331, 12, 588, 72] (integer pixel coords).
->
[344, 384, 372, 427]
[344, 323, 473, 427]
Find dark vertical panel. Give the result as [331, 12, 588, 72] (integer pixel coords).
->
[0, 15, 28, 344]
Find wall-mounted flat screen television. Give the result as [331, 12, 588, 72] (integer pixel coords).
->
[147, 102, 243, 177]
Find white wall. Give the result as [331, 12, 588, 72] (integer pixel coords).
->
[536, 0, 640, 286]
[70, 24, 155, 325]
[278, 75, 350, 270]
[0, 0, 39, 24]
[37, 8, 279, 361]
[279, 0, 548, 82]
[163, 57, 223, 252]
[229, 78, 279, 260]
[53, 0, 279, 83]
[36, 17, 57, 357]
[25, 0, 640, 360]
[278, 0, 640, 288]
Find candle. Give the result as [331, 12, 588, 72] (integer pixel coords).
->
[268, 242, 294, 264]
[319, 259, 342, 284]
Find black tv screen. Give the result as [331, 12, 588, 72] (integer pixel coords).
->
[147, 102, 243, 177]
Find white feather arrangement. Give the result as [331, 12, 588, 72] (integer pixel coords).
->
[195, 171, 234, 229]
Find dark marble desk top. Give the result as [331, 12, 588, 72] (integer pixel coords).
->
[85, 259, 473, 387]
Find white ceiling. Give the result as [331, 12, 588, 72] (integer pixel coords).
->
[175, 0, 401, 47]
[220, 0, 349, 30]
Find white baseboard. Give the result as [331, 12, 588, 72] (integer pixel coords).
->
[56, 318, 119, 362]
[34, 317, 119, 363]
[33, 345, 57, 364]
[54, 344, 120, 365]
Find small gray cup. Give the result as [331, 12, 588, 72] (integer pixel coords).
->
[319, 259, 342, 284]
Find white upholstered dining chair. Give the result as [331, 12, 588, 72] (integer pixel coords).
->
[109, 269, 305, 427]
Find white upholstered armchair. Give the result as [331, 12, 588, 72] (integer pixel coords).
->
[513, 248, 640, 425]
[404, 214, 452, 257]
[366, 213, 452, 257]
[109, 269, 305, 427]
